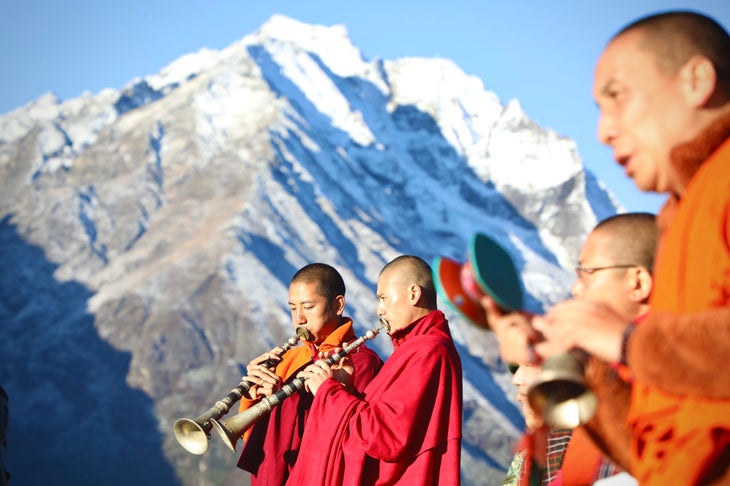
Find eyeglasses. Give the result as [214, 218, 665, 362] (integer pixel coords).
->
[575, 264, 637, 280]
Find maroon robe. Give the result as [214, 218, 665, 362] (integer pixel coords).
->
[237, 321, 384, 486]
[286, 310, 463, 485]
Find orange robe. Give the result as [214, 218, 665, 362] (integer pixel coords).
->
[627, 116, 730, 484]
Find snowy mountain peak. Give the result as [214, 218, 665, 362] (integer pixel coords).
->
[252, 14, 371, 80]
[0, 91, 61, 143]
[145, 47, 222, 92]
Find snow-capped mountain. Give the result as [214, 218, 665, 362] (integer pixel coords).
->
[0, 14, 619, 486]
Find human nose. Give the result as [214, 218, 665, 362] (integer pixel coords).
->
[293, 308, 306, 324]
[571, 279, 584, 299]
[597, 110, 617, 146]
[512, 368, 524, 386]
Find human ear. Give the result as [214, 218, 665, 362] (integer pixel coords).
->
[680, 55, 718, 108]
[629, 267, 653, 303]
[409, 284, 422, 304]
[334, 295, 346, 315]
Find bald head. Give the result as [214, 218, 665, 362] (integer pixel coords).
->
[613, 11, 730, 100]
[593, 212, 658, 272]
[291, 263, 346, 303]
[380, 255, 437, 309]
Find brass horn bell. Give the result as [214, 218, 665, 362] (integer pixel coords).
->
[526, 352, 597, 429]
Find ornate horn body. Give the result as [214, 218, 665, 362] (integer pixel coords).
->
[173, 327, 312, 455]
[211, 319, 389, 452]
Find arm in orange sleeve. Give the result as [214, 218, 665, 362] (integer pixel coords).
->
[628, 308, 730, 398]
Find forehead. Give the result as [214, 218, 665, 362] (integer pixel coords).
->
[579, 229, 613, 263]
[288, 280, 324, 302]
[593, 30, 661, 95]
[376, 268, 400, 291]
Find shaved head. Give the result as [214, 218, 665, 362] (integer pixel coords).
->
[380, 255, 437, 309]
[291, 263, 345, 303]
[613, 11, 730, 99]
[594, 212, 658, 272]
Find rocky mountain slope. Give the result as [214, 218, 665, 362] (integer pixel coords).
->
[0, 15, 619, 485]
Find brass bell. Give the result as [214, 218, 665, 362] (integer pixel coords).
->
[527, 352, 598, 428]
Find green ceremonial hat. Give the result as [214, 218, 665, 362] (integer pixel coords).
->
[432, 232, 524, 330]
[467, 233, 524, 312]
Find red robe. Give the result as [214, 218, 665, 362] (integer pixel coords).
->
[237, 319, 383, 486]
[285, 310, 463, 486]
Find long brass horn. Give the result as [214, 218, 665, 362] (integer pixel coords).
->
[211, 318, 390, 452]
[526, 351, 598, 429]
[173, 326, 313, 455]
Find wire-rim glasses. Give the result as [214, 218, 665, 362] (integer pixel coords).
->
[574, 264, 637, 280]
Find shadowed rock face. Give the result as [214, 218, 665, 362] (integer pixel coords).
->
[0, 15, 617, 486]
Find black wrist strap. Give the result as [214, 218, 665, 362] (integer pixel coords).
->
[620, 323, 637, 366]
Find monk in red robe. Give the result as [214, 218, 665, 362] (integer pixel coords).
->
[235, 263, 383, 485]
[287, 255, 463, 486]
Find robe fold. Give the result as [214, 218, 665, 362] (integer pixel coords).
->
[286, 310, 463, 486]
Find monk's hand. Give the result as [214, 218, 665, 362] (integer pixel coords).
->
[243, 350, 283, 398]
[533, 299, 626, 363]
[299, 360, 333, 396]
[320, 347, 355, 389]
[485, 307, 543, 365]
[243, 367, 282, 399]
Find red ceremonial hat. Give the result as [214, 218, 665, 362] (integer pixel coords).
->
[433, 255, 489, 328]
[432, 232, 524, 330]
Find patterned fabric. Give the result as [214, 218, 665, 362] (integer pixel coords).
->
[543, 428, 572, 484]
[502, 428, 585, 486]
[505, 427, 626, 486]
[502, 450, 526, 486]
[594, 456, 621, 482]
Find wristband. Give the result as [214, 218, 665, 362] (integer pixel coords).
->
[619, 323, 637, 366]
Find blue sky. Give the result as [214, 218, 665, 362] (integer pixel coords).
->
[2, 1, 729, 214]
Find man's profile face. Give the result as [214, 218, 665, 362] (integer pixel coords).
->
[288, 280, 341, 344]
[571, 229, 634, 320]
[376, 269, 410, 333]
[593, 29, 687, 195]
[512, 363, 543, 430]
